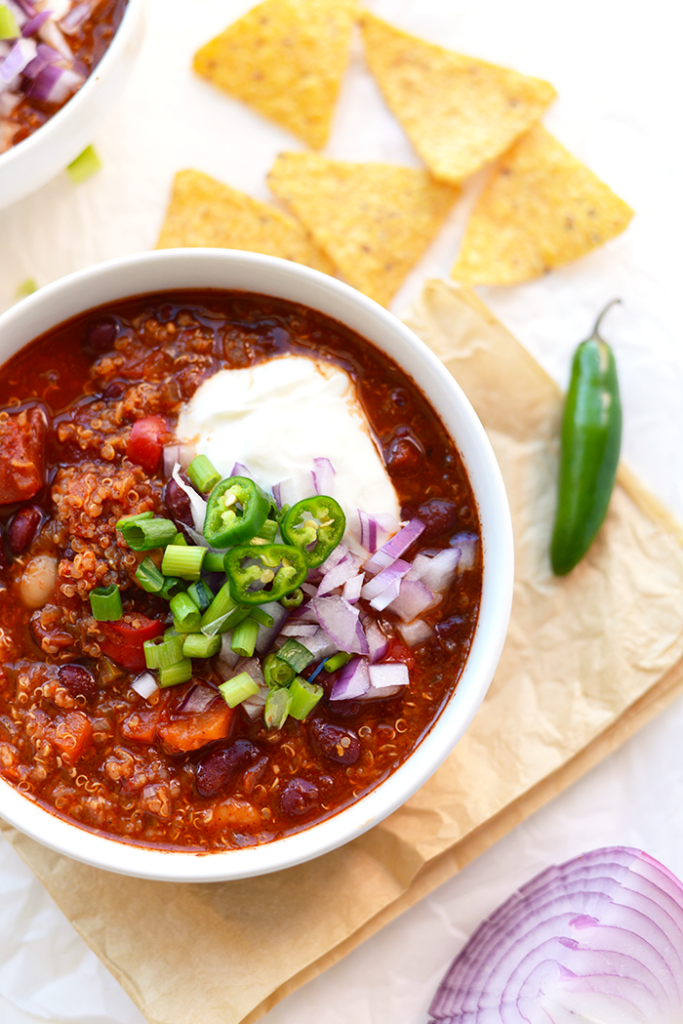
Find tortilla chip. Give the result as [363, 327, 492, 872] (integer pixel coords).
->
[193, 0, 357, 149]
[268, 152, 458, 307]
[451, 125, 635, 285]
[156, 169, 335, 275]
[360, 11, 556, 184]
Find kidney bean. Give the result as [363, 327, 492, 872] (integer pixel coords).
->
[164, 478, 194, 530]
[418, 499, 459, 538]
[58, 664, 98, 700]
[85, 318, 118, 352]
[279, 777, 320, 817]
[7, 506, 42, 555]
[103, 380, 126, 400]
[195, 739, 260, 798]
[386, 436, 423, 476]
[310, 720, 360, 765]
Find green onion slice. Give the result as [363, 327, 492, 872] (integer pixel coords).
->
[263, 652, 295, 688]
[230, 618, 259, 659]
[203, 551, 226, 573]
[161, 544, 206, 580]
[280, 587, 304, 609]
[324, 651, 352, 673]
[116, 511, 154, 530]
[265, 687, 291, 730]
[121, 517, 177, 551]
[186, 579, 213, 613]
[276, 638, 314, 674]
[219, 672, 259, 708]
[169, 591, 201, 632]
[187, 455, 221, 494]
[288, 677, 323, 721]
[249, 606, 274, 628]
[159, 658, 193, 688]
[135, 556, 164, 594]
[182, 633, 220, 659]
[201, 583, 249, 637]
[90, 584, 123, 622]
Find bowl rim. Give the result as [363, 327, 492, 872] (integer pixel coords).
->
[0, 0, 144, 174]
[0, 249, 514, 881]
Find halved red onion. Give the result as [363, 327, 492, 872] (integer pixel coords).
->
[312, 456, 335, 495]
[397, 618, 433, 646]
[342, 573, 364, 604]
[163, 443, 196, 478]
[387, 579, 439, 623]
[406, 548, 460, 595]
[253, 600, 289, 655]
[431, 846, 683, 1024]
[130, 671, 158, 700]
[450, 531, 479, 572]
[310, 595, 368, 656]
[365, 620, 389, 663]
[317, 551, 364, 597]
[366, 662, 408, 698]
[363, 518, 425, 575]
[177, 684, 216, 715]
[330, 657, 370, 701]
[1, 38, 37, 83]
[361, 557, 411, 610]
[171, 463, 208, 540]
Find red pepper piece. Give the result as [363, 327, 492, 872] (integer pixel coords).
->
[0, 407, 46, 504]
[126, 416, 167, 474]
[99, 614, 164, 672]
[382, 637, 416, 671]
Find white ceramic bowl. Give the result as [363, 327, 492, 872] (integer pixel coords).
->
[0, 0, 144, 211]
[0, 250, 514, 881]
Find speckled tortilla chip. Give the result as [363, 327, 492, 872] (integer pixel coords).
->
[268, 152, 458, 307]
[156, 170, 335, 275]
[360, 11, 556, 184]
[193, 0, 357, 149]
[451, 126, 635, 285]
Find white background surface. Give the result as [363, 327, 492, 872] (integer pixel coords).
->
[1, 0, 681, 1021]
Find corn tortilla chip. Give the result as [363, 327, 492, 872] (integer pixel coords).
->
[156, 169, 335, 275]
[360, 11, 556, 185]
[451, 125, 635, 285]
[268, 152, 458, 307]
[193, 0, 357, 149]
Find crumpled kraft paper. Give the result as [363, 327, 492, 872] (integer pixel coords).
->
[3, 279, 683, 1024]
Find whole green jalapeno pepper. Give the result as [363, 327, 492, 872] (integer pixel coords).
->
[280, 495, 346, 568]
[551, 300, 622, 576]
[224, 543, 308, 605]
[203, 475, 270, 547]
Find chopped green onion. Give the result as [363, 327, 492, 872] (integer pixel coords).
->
[231, 618, 259, 659]
[265, 687, 291, 730]
[135, 556, 164, 594]
[276, 638, 314, 674]
[200, 583, 250, 637]
[187, 455, 221, 493]
[0, 5, 20, 39]
[324, 651, 352, 673]
[160, 575, 183, 599]
[89, 584, 123, 622]
[219, 672, 259, 708]
[203, 551, 226, 573]
[116, 511, 154, 530]
[253, 519, 278, 543]
[66, 144, 103, 185]
[280, 587, 304, 609]
[144, 634, 184, 670]
[249, 606, 274, 628]
[161, 544, 206, 580]
[186, 579, 213, 612]
[121, 517, 177, 551]
[171, 532, 188, 547]
[15, 278, 38, 300]
[159, 658, 193, 688]
[143, 637, 163, 669]
[263, 652, 295, 688]
[169, 591, 201, 632]
[182, 633, 221, 659]
[288, 677, 323, 720]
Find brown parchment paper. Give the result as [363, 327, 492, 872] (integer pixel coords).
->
[4, 279, 683, 1024]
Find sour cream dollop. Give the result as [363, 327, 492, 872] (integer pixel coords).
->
[176, 355, 400, 546]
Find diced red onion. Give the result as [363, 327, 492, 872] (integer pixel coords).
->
[365, 662, 409, 699]
[279, 622, 319, 638]
[177, 684, 217, 715]
[387, 579, 439, 623]
[342, 573, 364, 604]
[430, 846, 683, 1024]
[298, 627, 338, 661]
[356, 510, 399, 554]
[37, 16, 72, 60]
[330, 657, 369, 701]
[397, 618, 433, 646]
[253, 601, 289, 655]
[365, 620, 389, 663]
[0, 90, 20, 114]
[232, 659, 266, 719]
[317, 551, 363, 597]
[130, 672, 158, 699]
[312, 456, 335, 495]
[27, 62, 82, 102]
[272, 469, 315, 508]
[300, 582, 318, 598]
[171, 462, 208, 540]
[12, 1, 36, 18]
[163, 443, 196, 477]
[1, 38, 37, 83]
[406, 548, 460, 595]
[235, 656, 265, 687]
[22, 10, 50, 35]
[310, 595, 368, 655]
[287, 602, 319, 625]
[363, 518, 425, 575]
[216, 633, 240, 673]
[450, 531, 479, 571]
[361, 557, 411, 610]
[59, 0, 94, 34]
[23, 42, 60, 78]
[230, 461, 251, 478]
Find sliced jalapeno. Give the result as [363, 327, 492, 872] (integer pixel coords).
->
[203, 475, 270, 547]
[280, 495, 345, 568]
[225, 543, 308, 605]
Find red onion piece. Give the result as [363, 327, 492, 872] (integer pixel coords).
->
[299, 627, 338, 661]
[22, 10, 50, 35]
[272, 469, 315, 508]
[365, 620, 389, 663]
[312, 456, 335, 495]
[130, 672, 158, 700]
[356, 510, 398, 554]
[361, 557, 411, 610]
[430, 846, 683, 1024]
[216, 633, 240, 673]
[317, 551, 364, 597]
[230, 461, 251, 478]
[330, 657, 369, 701]
[0, 90, 20, 114]
[363, 518, 425, 575]
[387, 578, 439, 623]
[171, 463, 208, 541]
[177, 684, 216, 715]
[310, 595, 368, 656]
[279, 622, 319, 638]
[406, 548, 460, 595]
[23, 42, 60, 78]
[27, 62, 82, 102]
[253, 600, 289, 655]
[366, 662, 409, 699]
[1, 38, 37, 83]
[37, 16, 72, 59]
[450, 531, 479, 571]
[300, 581, 318, 598]
[342, 573, 364, 604]
[163, 443, 196, 478]
[59, 0, 94, 34]
[397, 618, 433, 646]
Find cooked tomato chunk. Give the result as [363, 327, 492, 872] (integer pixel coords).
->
[127, 416, 168, 474]
[0, 408, 46, 504]
[50, 711, 93, 764]
[158, 703, 234, 754]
